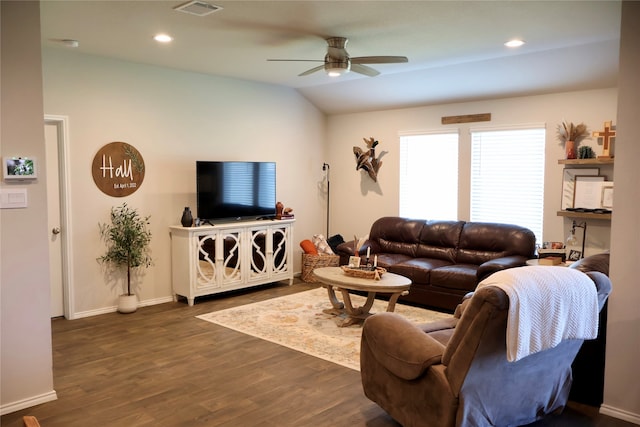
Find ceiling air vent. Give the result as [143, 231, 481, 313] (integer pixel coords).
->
[174, 1, 222, 16]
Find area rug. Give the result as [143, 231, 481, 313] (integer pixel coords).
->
[196, 287, 452, 371]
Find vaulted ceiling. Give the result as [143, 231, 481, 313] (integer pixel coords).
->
[40, 1, 622, 114]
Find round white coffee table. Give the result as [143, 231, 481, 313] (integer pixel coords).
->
[312, 266, 412, 327]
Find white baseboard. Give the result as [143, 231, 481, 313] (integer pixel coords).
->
[72, 295, 175, 319]
[73, 305, 116, 318]
[600, 404, 640, 425]
[0, 390, 57, 416]
[139, 296, 174, 307]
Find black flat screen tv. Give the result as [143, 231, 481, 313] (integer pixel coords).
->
[196, 161, 276, 222]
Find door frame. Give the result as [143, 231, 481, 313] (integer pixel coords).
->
[44, 115, 75, 319]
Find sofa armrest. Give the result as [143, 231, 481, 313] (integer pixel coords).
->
[336, 240, 357, 256]
[336, 239, 376, 257]
[452, 293, 473, 319]
[362, 312, 445, 380]
[417, 317, 458, 333]
[476, 255, 528, 282]
[569, 252, 610, 276]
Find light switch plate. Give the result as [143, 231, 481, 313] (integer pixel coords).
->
[0, 188, 28, 208]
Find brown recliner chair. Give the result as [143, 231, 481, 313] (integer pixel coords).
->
[360, 269, 611, 427]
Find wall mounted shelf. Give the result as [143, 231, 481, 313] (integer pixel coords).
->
[557, 210, 611, 220]
[558, 158, 614, 165]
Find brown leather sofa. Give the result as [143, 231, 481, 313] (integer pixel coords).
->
[336, 217, 536, 311]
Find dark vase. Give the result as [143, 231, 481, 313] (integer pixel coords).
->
[181, 207, 193, 227]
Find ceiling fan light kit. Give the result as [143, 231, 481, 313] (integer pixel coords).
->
[325, 60, 350, 77]
[268, 36, 408, 78]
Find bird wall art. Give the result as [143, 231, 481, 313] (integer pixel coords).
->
[353, 137, 383, 182]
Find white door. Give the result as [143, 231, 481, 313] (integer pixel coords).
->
[45, 122, 64, 317]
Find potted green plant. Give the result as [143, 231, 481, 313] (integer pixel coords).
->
[98, 203, 153, 313]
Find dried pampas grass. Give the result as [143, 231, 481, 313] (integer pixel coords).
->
[557, 121, 589, 144]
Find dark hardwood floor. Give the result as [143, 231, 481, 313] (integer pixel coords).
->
[2, 280, 636, 427]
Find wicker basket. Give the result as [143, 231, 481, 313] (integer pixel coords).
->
[301, 253, 340, 283]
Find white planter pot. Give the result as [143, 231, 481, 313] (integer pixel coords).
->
[118, 294, 138, 313]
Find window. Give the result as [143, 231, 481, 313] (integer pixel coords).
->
[470, 126, 545, 243]
[399, 133, 459, 220]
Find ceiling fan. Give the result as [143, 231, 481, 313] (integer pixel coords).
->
[267, 37, 408, 77]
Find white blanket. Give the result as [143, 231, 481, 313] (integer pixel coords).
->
[477, 266, 599, 362]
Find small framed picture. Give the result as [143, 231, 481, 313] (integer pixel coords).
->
[601, 183, 614, 209]
[348, 256, 361, 267]
[3, 157, 37, 180]
[561, 168, 599, 210]
[573, 175, 605, 209]
[568, 250, 582, 262]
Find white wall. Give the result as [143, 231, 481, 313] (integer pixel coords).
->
[603, 1, 640, 422]
[326, 89, 617, 254]
[42, 48, 328, 317]
[1, 1, 57, 414]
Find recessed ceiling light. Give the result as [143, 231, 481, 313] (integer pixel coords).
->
[154, 34, 173, 43]
[505, 39, 525, 48]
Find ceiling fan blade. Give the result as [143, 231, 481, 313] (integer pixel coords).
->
[298, 64, 325, 76]
[351, 56, 408, 64]
[351, 64, 380, 77]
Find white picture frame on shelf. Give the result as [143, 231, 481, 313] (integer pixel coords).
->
[561, 168, 599, 210]
[601, 183, 614, 209]
[573, 175, 605, 209]
[3, 157, 37, 180]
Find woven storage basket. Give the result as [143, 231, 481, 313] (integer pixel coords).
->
[301, 253, 340, 283]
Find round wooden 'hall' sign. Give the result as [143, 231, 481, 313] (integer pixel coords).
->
[92, 141, 145, 197]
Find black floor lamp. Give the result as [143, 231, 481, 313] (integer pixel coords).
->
[322, 163, 330, 237]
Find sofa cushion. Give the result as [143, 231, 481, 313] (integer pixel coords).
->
[388, 258, 453, 284]
[415, 220, 465, 262]
[368, 217, 424, 257]
[456, 222, 536, 265]
[430, 264, 479, 291]
[375, 253, 414, 268]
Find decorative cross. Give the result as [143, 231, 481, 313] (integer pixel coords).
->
[592, 120, 616, 159]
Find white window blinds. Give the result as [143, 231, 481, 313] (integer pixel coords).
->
[399, 133, 458, 220]
[470, 126, 545, 244]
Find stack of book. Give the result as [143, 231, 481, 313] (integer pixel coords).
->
[537, 247, 566, 263]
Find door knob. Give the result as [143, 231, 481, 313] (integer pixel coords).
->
[52, 227, 61, 235]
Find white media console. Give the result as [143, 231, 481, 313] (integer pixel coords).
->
[169, 219, 294, 306]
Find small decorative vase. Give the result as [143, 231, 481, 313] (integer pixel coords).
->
[181, 207, 193, 227]
[565, 140, 577, 159]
